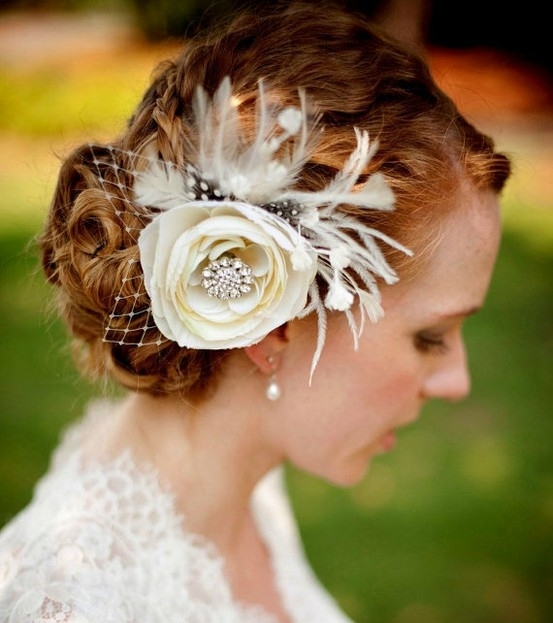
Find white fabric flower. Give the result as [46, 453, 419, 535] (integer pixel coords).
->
[138, 200, 317, 349]
[99, 78, 410, 375]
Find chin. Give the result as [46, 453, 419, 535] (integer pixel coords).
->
[319, 459, 372, 489]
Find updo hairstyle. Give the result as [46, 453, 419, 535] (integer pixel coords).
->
[39, 2, 511, 401]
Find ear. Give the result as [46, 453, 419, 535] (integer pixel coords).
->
[243, 324, 289, 374]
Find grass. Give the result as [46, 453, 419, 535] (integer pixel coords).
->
[1, 36, 552, 623]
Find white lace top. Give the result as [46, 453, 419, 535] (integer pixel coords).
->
[0, 400, 354, 623]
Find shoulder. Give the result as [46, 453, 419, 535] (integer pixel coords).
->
[49, 397, 125, 468]
[0, 443, 241, 623]
[0, 450, 148, 621]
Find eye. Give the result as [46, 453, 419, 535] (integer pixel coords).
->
[414, 331, 450, 355]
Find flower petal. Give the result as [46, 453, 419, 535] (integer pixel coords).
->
[138, 200, 316, 349]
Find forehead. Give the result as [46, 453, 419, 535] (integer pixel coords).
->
[383, 188, 501, 320]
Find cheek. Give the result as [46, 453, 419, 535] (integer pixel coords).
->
[358, 364, 420, 422]
[311, 338, 419, 420]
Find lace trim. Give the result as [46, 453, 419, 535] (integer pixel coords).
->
[0, 399, 353, 622]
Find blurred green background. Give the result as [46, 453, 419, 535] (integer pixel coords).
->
[1, 3, 553, 623]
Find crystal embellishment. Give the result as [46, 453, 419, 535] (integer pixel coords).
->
[201, 255, 254, 300]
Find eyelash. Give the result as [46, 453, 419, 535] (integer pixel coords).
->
[414, 332, 450, 355]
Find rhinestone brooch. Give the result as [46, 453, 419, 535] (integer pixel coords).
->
[201, 255, 254, 300]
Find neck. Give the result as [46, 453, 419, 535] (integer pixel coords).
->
[106, 370, 281, 555]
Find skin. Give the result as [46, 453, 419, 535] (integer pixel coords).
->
[88, 183, 502, 621]
[264, 185, 502, 487]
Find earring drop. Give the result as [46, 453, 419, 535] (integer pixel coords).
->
[266, 373, 281, 401]
[266, 355, 281, 401]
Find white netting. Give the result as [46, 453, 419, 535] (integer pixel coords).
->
[86, 143, 168, 348]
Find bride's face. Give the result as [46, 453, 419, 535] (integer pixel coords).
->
[266, 187, 502, 486]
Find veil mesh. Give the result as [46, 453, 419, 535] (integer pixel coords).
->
[87, 143, 168, 348]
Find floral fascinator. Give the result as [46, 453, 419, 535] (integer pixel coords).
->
[98, 77, 411, 378]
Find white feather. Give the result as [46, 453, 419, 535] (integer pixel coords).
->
[306, 283, 328, 384]
[134, 159, 187, 210]
[189, 78, 314, 204]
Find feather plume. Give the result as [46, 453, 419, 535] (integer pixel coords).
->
[189, 78, 315, 204]
[128, 77, 413, 380]
[134, 156, 187, 210]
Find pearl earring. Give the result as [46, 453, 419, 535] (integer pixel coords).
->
[266, 356, 281, 401]
[266, 373, 281, 401]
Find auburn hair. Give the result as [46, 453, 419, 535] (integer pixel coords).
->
[39, 1, 511, 401]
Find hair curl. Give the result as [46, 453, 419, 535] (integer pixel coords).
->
[39, 1, 511, 401]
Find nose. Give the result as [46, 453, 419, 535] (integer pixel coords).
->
[422, 336, 471, 402]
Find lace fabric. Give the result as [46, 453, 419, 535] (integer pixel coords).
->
[0, 400, 354, 623]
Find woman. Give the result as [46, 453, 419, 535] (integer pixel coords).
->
[0, 2, 510, 622]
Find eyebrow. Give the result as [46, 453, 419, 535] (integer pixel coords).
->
[433, 306, 482, 322]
